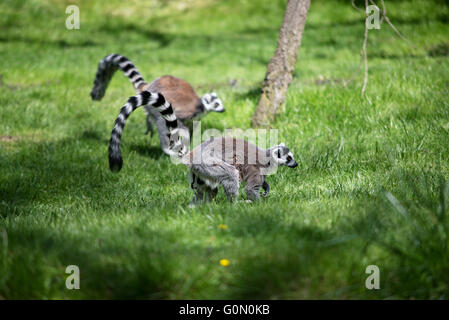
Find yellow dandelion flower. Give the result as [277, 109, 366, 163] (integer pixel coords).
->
[218, 224, 228, 230]
[219, 259, 230, 267]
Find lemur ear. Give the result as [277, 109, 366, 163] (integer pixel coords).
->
[211, 92, 217, 98]
[279, 142, 285, 147]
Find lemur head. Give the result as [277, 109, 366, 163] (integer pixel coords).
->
[201, 92, 225, 113]
[269, 142, 298, 168]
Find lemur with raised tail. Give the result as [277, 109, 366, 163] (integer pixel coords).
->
[108, 90, 298, 204]
[185, 137, 297, 204]
[91, 54, 225, 156]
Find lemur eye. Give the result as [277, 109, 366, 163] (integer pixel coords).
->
[214, 102, 220, 107]
[287, 156, 292, 162]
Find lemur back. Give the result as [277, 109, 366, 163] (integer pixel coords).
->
[145, 76, 205, 120]
[91, 54, 224, 156]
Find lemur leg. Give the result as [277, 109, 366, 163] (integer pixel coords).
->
[261, 180, 270, 197]
[144, 113, 155, 136]
[244, 175, 264, 202]
[222, 178, 240, 202]
[191, 159, 240, 202]
[146, 107, 171, 150]
[144, 106, 160, 137]
[178, 125, 190, 149]
[155, 116, 189, 156]
[155, 116, 172, 154]
[189, 173, 218, 205]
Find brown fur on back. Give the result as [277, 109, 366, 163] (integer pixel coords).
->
[188, 137, 270, 182]
[141, 75, 201, 120]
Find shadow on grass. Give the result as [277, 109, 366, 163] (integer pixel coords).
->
[1, 224, 195, 299]
[343, 169, 449, 299]
[235, 86, 262, 102]
[128, 143, 165, 160]
[221, 171, 449, 299]
[0, 136, 114, 217]
[367, 52, 425, 60]
[214, 209, 370, 299]
[81, 129, 109, 144]
[1, 199, 371, 299]
[98, 22, 172, 48]
[0, 36, 99, 48]
[428, 42, 449, 57]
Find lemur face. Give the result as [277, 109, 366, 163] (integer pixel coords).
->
[202, 92, 225, 113]
[271, 142, 298, 168]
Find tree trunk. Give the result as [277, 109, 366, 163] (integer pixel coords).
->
[251, 0, 310, 127]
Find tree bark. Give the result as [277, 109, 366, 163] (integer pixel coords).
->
[251, 0, 310, 127]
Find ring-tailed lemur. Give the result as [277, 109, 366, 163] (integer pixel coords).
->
[185, 137, 298, 204]
[108, 90, 298, 204]
[91, 54, 224, 156]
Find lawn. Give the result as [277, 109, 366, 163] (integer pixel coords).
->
[0, 0, 448, 299]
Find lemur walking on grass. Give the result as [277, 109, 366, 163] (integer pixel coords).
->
[91, 54, 225, 156]
[108, 90, 298, 204]
[185, 137, 298, 204]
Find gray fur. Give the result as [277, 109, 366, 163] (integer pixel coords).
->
[182, 137, 297, 205]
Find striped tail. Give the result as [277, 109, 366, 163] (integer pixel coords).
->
[109, 90, 186, 172]
[91, 54, 147, 101]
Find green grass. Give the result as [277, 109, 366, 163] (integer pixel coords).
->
[0, 0, 449, 299]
